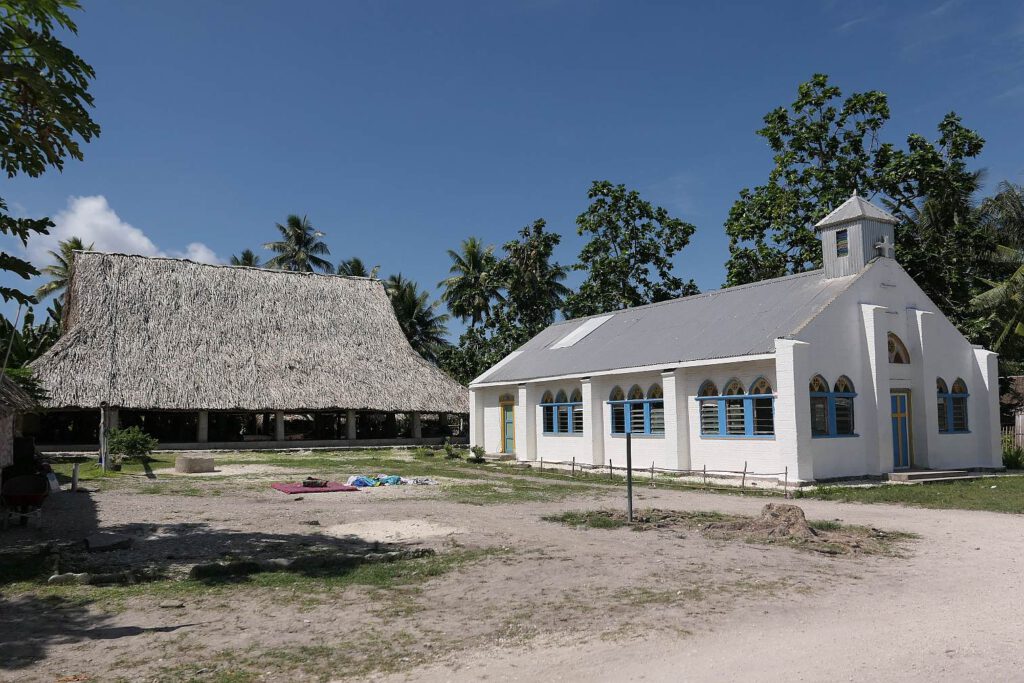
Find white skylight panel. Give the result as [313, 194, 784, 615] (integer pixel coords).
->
[550, 314, 613, 349]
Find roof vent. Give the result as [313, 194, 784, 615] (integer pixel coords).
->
[550, 315, 613, 349]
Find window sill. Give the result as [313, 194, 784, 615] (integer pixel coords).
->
[541, 432, 583, 437]
[699, 435, 775, 440]
[939, 430, 971, 435]
[812, 434, 860, 439]
[610, 433, 665, 439]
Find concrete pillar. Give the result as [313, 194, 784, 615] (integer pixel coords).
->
[975, 348, 1001, 468]
[411, 412, 422, 440]
[197, 410, 209, 443]
[775, 339, 815, 482]
[664, 369, 690, 470]
[515, 383, 539, 461]
[861, 303, 893, 475]
[275, 410, 285, 441]
[470, 390, 485, 450]
[582, 378, 604, 466]
[908, 309, 935, 466]
[346, 409, 357, 440]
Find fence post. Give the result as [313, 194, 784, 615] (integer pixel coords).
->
[626, 433, 633, 522]
[571, 457, 575, 477]
[784, 466, 788, 499]
[702, 464, 707, 486]
[71, 463, 80, 492]
[650, 461, 655, 486]
[609, 459, 613, 480]
[539, 457, 543, 472]
[742, 461, 747, 490]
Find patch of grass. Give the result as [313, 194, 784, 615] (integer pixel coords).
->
[542, 510, 629, 529]
[808, 519, 843, 532]
[798, 476, 1024, 514]
[442, 478, 599, 505]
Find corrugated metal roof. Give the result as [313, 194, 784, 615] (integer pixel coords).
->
[473, 268, 863, 385]
[815, 193, 898, 229]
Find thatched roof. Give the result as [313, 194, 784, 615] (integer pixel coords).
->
[0, 374, 35, 413]
[31, 252, 468, 413]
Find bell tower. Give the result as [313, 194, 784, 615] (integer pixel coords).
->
[814, 191, 899, 279]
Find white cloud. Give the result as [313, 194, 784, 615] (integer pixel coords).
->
[27, 195, 222, 266]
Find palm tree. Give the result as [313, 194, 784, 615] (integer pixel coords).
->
[981, 181, 1024, 247]
[385, 274, 450, 363]
[337, 257, 380, 278]
[35, 236, 93, 303]
[263, 215, 334, 273]
[438, 236, 502, 326]
[230, 249, 261, 267]
[973, 245, 1024, 350]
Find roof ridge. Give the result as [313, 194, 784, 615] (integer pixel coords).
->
[555, 269, 831, 328]
[73, 250, 381, 283]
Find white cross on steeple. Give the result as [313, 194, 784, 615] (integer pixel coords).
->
[875, 235, 895, 259]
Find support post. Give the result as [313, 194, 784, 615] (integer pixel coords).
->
[346, 409, 357, 440]
[197, 410, 209, 443]
[411, 411, 422, 440]
[626, 432, 633, 522]
[99, 404, 108, 471]
[742, 461, 747, 489]
[275, 410, 285, 442]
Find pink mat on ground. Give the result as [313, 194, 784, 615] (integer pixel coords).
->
[271, 482, 360, 494]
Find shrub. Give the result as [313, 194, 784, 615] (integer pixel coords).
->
[444, 437, 460, 459]
[107, 426, 159, 465]
[413, 447, 434, 458]
[468, 445, 486, 463]
[1002, 433, 1024, 470]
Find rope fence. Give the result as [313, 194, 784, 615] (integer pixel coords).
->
[530, 455, 792, 498]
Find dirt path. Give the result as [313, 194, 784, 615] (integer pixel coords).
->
[379, 490, 1024, 682]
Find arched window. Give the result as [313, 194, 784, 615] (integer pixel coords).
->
[722, 379, 745, 434]
[541, 388, 583, 435]
[626, 385, 645, 433]
[938, 378, 969, 433]
[749, 378, 775, 435]
[570, 389, 583, 433]
[888, 333, 910, 364]
[609, 386, 626, 434]
[627, 385, 644, 400]
[698, 381, 720, 435]
[647, 384, 663, 399]
[810, 374, 857, 437]
[936, 378, 949, 433]
[646, 384, 665, 434]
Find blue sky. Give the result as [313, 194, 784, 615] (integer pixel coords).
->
[4, 0, 1024, 338]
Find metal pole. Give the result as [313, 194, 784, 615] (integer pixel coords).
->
[571, 457, 575, 477]
[626, 432, 633, 522]
[784, 466, 789, 498]
[609, 459, 613, 480]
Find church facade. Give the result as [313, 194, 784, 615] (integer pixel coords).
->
[468, 194, 1001, 482]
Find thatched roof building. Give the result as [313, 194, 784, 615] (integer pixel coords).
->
[31, 252, 467, 415]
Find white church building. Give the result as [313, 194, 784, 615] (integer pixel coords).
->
[469, 193, 1001, 482]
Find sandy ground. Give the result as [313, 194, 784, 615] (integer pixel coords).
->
[1, 474, 1022, 682]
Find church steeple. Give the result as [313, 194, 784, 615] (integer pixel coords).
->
[814, 191, 899, 278]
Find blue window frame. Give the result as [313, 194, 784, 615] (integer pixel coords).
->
[541, 388, 583, 435]
[695, 377, 775, 438]
[836, 229, 849, 257]
[937, 377, 969, 433]
[810, 375, 858, 438]
[608, 384, 664, 436]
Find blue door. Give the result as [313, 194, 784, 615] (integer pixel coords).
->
[891, 391, 911, 469]
[501, 403, 515, 454]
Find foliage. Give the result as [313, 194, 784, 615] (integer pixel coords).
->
[384, 273, 450, 364]
[443, 437, 459, 459]
[337, 256, 379, 278]
[34, 235, 92, 303]
[439, 221, 568, 384]
[564, 181, 698, 318]
[0, 303, 59, 369]
[723, 74, 988, 336]
[229, 249, 261, 267]
[972, 184, 1024, 357]
[468, 445, 486, 463]
[106, 425, 159, 461]
[1002, 433, 1024, 470]
[0, 0, 100, 305]
[263, 214, 333, 272]
[438, 236, 502, 326]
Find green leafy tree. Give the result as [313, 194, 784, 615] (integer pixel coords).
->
[34, 235, 92, 302]
[263, 214, 333, 273]
[440, 221, 569, 384]
[337, 256, 379, 278]
[229, 249, 261, 267]
[384, 274, 450, 364]
[971, 184, 1024, 364]
[972, 245, 1024, 352]
[439, 236, 502, 326]
[564, 181, 699, 318]
[723, 74, 987, 324]
[0, 0, 100, 305]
